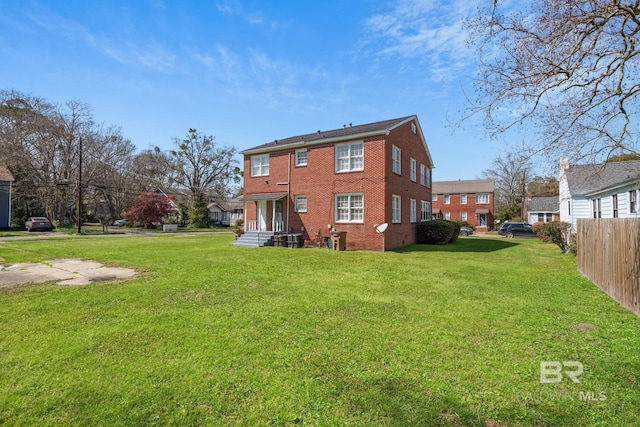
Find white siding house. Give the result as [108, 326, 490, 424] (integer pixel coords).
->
[559, 157, 640, 230]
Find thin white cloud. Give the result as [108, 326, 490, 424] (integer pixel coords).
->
[215, 0, 267, 26]
[363, 0, 479, 81]
[26, 7, 182, 74]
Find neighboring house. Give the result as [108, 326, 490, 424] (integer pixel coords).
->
[0, 166, 14, 229]
[208, 197, 243, 226]
[525, 196, 560, 224]
[431, 179, 495, 231]
[559, 157, 640, 230]
[237, 115, 434, 250]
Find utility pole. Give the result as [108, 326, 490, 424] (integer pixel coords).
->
[77, 137, 82, 234]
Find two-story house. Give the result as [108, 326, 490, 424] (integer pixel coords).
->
[431, 179, 495, 231]
[559, 157, 640, 230]
[236, 116, 434, 251]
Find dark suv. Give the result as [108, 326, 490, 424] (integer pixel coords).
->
[498, 222, 536, 238]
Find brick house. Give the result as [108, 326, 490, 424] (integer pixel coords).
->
[431, 179, 495, 231]
[236, 116, 434, 251]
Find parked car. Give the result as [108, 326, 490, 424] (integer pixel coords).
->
[112, 218, 129, 226]
[25, 217, 53, 232]
[498, 222, 537, 238]
[459, 227, 474, 236]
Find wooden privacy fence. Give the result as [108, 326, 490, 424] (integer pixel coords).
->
[577, 218, 640, 317]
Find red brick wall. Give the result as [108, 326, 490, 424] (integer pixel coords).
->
[432, 192, 495, 231]
[243, 119, 433, 250]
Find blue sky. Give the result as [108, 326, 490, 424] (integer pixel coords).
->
[0, 0, 518, 181]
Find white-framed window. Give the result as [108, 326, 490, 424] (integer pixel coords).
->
[630, 190, 638, 213]
[251, 154, 269, 177]
[335, 193, 363, 222]
[410, 199, 417, 222]
[432, 194, 437, 202]
[392, 195, 401, 223]
[420, 164, 427, 186]
[460, 193, 467, 204]
[392, 145, 401, 175]
[613, 194, 618, 218]
[476, 193, 489, 204]
[421, 201, 431, 221]
[443, 194, 450, 205]
[444, 211, 450, 220]
[295, 149, 307, 167]
[335, 142, 363, 172]
[410, 158, 417, 182]
[411, 122, 417, 134]
[426, 167, 431, 188]
[460, 211, 467, 221]
[294, 195, 307, 212]
[592, 198, 601, 218]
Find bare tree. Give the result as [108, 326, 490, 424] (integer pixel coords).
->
[482, 152, 532, 221]
[467, 0, 640, 162]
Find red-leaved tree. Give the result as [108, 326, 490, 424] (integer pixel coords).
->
[125, 192, 174, 228]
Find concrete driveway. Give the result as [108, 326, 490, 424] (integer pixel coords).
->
[0, 258, 138, 288]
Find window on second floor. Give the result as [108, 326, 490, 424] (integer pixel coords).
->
[460, 193, 467, 204]
[335, 142, 363, 172]
[443, 194, 450, 205]
[476, 193, 489, 204]
[432, 194, 437, 202]
[392, 145, 401, 175]
[295, 149, 307, 167]
[410, 158, 417, 182]
[251, 154, 269, 177]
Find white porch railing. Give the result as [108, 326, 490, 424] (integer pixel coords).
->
[244, 220, 284, 232]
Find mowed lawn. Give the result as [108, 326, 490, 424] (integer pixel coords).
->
[0, 234, 639, 426]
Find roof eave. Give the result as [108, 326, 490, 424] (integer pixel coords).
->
[240, 129, 391, 155]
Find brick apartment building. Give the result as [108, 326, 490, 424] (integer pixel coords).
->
[431, 179, 495, 231]
[236, 116, 434, 251]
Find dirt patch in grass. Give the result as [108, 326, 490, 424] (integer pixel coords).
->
[0, 258, 138, 288]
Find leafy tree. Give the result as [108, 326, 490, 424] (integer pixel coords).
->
[468, 0, 640, 161]
[154, 129, 239, 226]
[605, 153, 640, 163]
[527, 176, 559, 197]
[124, 192, 174, 228]
[482, 152, 531, 222]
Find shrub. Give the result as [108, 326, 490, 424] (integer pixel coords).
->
[417, 220, 457, 245]
[448, 221, 461, 244]
[534, 221, 572, 253]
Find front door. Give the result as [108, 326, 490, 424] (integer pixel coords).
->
[257, 200, 267, 231]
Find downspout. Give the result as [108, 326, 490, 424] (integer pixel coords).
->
[286, 152, 291, 233]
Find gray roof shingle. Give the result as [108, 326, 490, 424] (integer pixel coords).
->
[527, 196, 559, 213]
[241, 116, 416, 153]
[432, 179, 494, 194]
[566, 160, 640, 195]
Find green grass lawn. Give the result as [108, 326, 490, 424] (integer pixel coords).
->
[0, 234, 638, 426]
